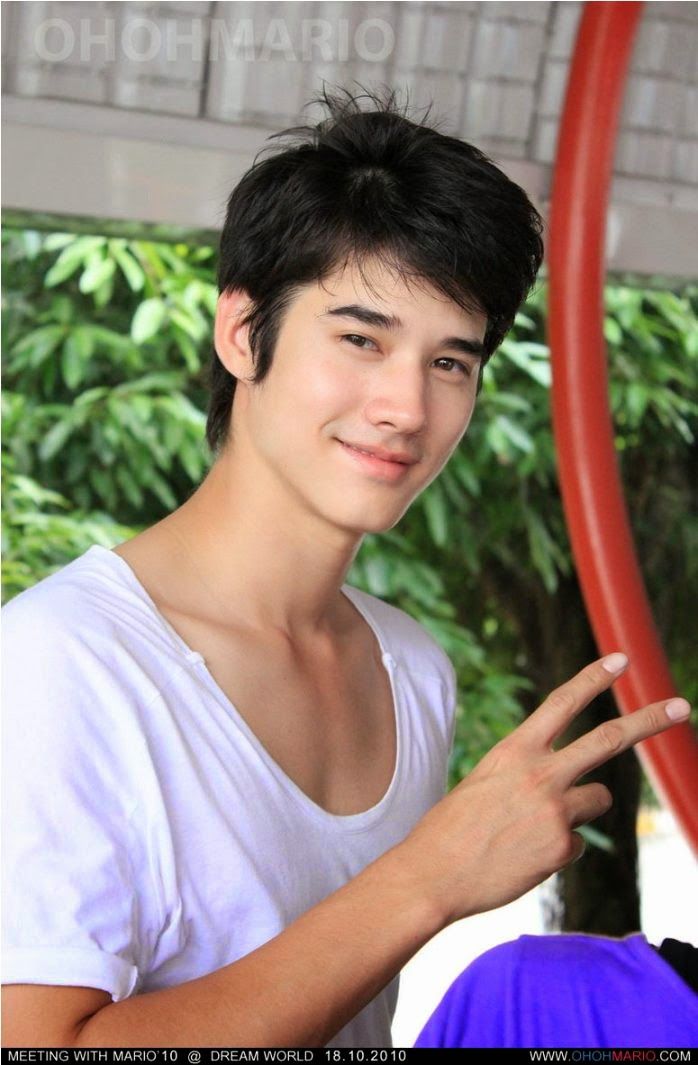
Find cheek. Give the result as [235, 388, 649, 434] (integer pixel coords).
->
[431, 394, 476, 458]
[253, 355, 357, 462]
[297, 353, 363, 421]
[456, 395, 477, 437]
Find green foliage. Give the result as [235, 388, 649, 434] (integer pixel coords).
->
[2, 227, 696, 798]
[2, 230, 213, 525]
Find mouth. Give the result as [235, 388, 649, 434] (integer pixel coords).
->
[336, 439, 416, 480]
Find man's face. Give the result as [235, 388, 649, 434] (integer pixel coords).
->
[228, 258, 487, 535]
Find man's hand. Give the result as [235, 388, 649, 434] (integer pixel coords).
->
[398, 653, 690, 927]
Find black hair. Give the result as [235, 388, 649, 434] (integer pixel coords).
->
[206, 83, 545, 457]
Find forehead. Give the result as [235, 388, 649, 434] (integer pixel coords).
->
[296, 258, 487, 336]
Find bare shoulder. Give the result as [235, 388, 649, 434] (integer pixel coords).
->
[341, 584, 452, 679]
[2, 984, 111, 1048]
[111, 522, 193, 614]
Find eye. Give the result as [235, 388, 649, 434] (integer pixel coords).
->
[434, 357, 472, 378]
[341, 333, 378, 350]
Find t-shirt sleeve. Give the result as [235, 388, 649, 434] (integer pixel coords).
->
[1, 592, 150, 1002]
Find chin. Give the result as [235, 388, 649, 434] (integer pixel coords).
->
[342, 504, 410, 536]
[312, 480, 418, 536]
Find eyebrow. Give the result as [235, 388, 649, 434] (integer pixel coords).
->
[318, 303, 486, 360]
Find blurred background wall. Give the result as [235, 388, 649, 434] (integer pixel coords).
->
[3, 0, 697, 277]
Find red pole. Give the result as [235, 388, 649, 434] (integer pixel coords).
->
[547, 1, 698, 856]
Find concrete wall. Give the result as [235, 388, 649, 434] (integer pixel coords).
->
[2, 1, 697, 276]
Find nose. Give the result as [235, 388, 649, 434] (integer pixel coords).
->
[363, 361, 428, 435]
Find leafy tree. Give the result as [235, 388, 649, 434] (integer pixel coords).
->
[3, 226, 696, 933]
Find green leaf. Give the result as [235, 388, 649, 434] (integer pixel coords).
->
[8, 474, 69, 508]
[179, 437, 204, 482]
[43, 237, 105, 287]
[147, 469, 178, 510]
[64, 448, 88, 484]
[91, 422, 117, 466]
[496, 415, 534, 454]
[604, 317, 622, 346]
[450, 454, 481, 497]
[170, 307, 206, 342]
[38, 418, 76, 461]
[577, 824, 615, 853]
[685, 327, 698, 359]
[43, 233, 75, 252]
[73, 386, 109, 409]
[71, 326, 96, 360]
[163, 420, 185, 452]
[485, 420, 512, 460]
[499, 340, 552, 387]
[78, 255, 116, 294]
[525, 511, 559, 594]
[364, 556, 392, 597]
[89, 466, 114, 506]
[93, 270, 115, 309]
[115, 465, 145, 507]
[61, 334, 88, 389]
[489, 392, 532, 414]
[625, 382, 649, 424]
[422, 484, 449, 547]
[171, 325, 202, 373]
[131, 299, 167, 344]
[10, 325, 65, 369]
[49, 294, 74, 326]
[110, 242, 145, 292]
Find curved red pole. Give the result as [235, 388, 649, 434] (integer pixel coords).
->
[547, 1, 698, 856]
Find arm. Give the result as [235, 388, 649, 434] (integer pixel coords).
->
[6, 653, 688, 1048]
[5, 845, 443, 1049]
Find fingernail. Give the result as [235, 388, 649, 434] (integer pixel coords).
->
[666, 698, 691, 721]
[602, 653, 628, 673]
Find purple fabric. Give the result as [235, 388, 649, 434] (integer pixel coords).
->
[414, 933, 698, 1048]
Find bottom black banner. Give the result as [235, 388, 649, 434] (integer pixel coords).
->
[1, 1049, 694, 1064]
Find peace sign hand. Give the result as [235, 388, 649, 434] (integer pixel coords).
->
[397, 654, 690, 928]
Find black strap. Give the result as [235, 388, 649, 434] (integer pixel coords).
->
[654, 938, 698, 995]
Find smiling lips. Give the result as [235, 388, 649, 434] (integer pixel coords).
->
[339, 440, 418, 465]
[337, 439, 418, 480]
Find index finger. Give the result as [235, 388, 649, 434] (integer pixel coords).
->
[517, 653, 631, 749]
[553, 695, 691, 787]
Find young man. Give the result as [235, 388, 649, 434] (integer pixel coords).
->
[2, 87, 690, 1049]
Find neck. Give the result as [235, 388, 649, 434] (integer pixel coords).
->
[160, 449, 365, 642]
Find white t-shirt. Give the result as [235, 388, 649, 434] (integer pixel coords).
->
[2, 544, 457, 1048]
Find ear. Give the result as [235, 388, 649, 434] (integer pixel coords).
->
[214, 288, 255, 382]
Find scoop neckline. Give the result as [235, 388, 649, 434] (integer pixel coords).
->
[86, 543, 403, 832]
